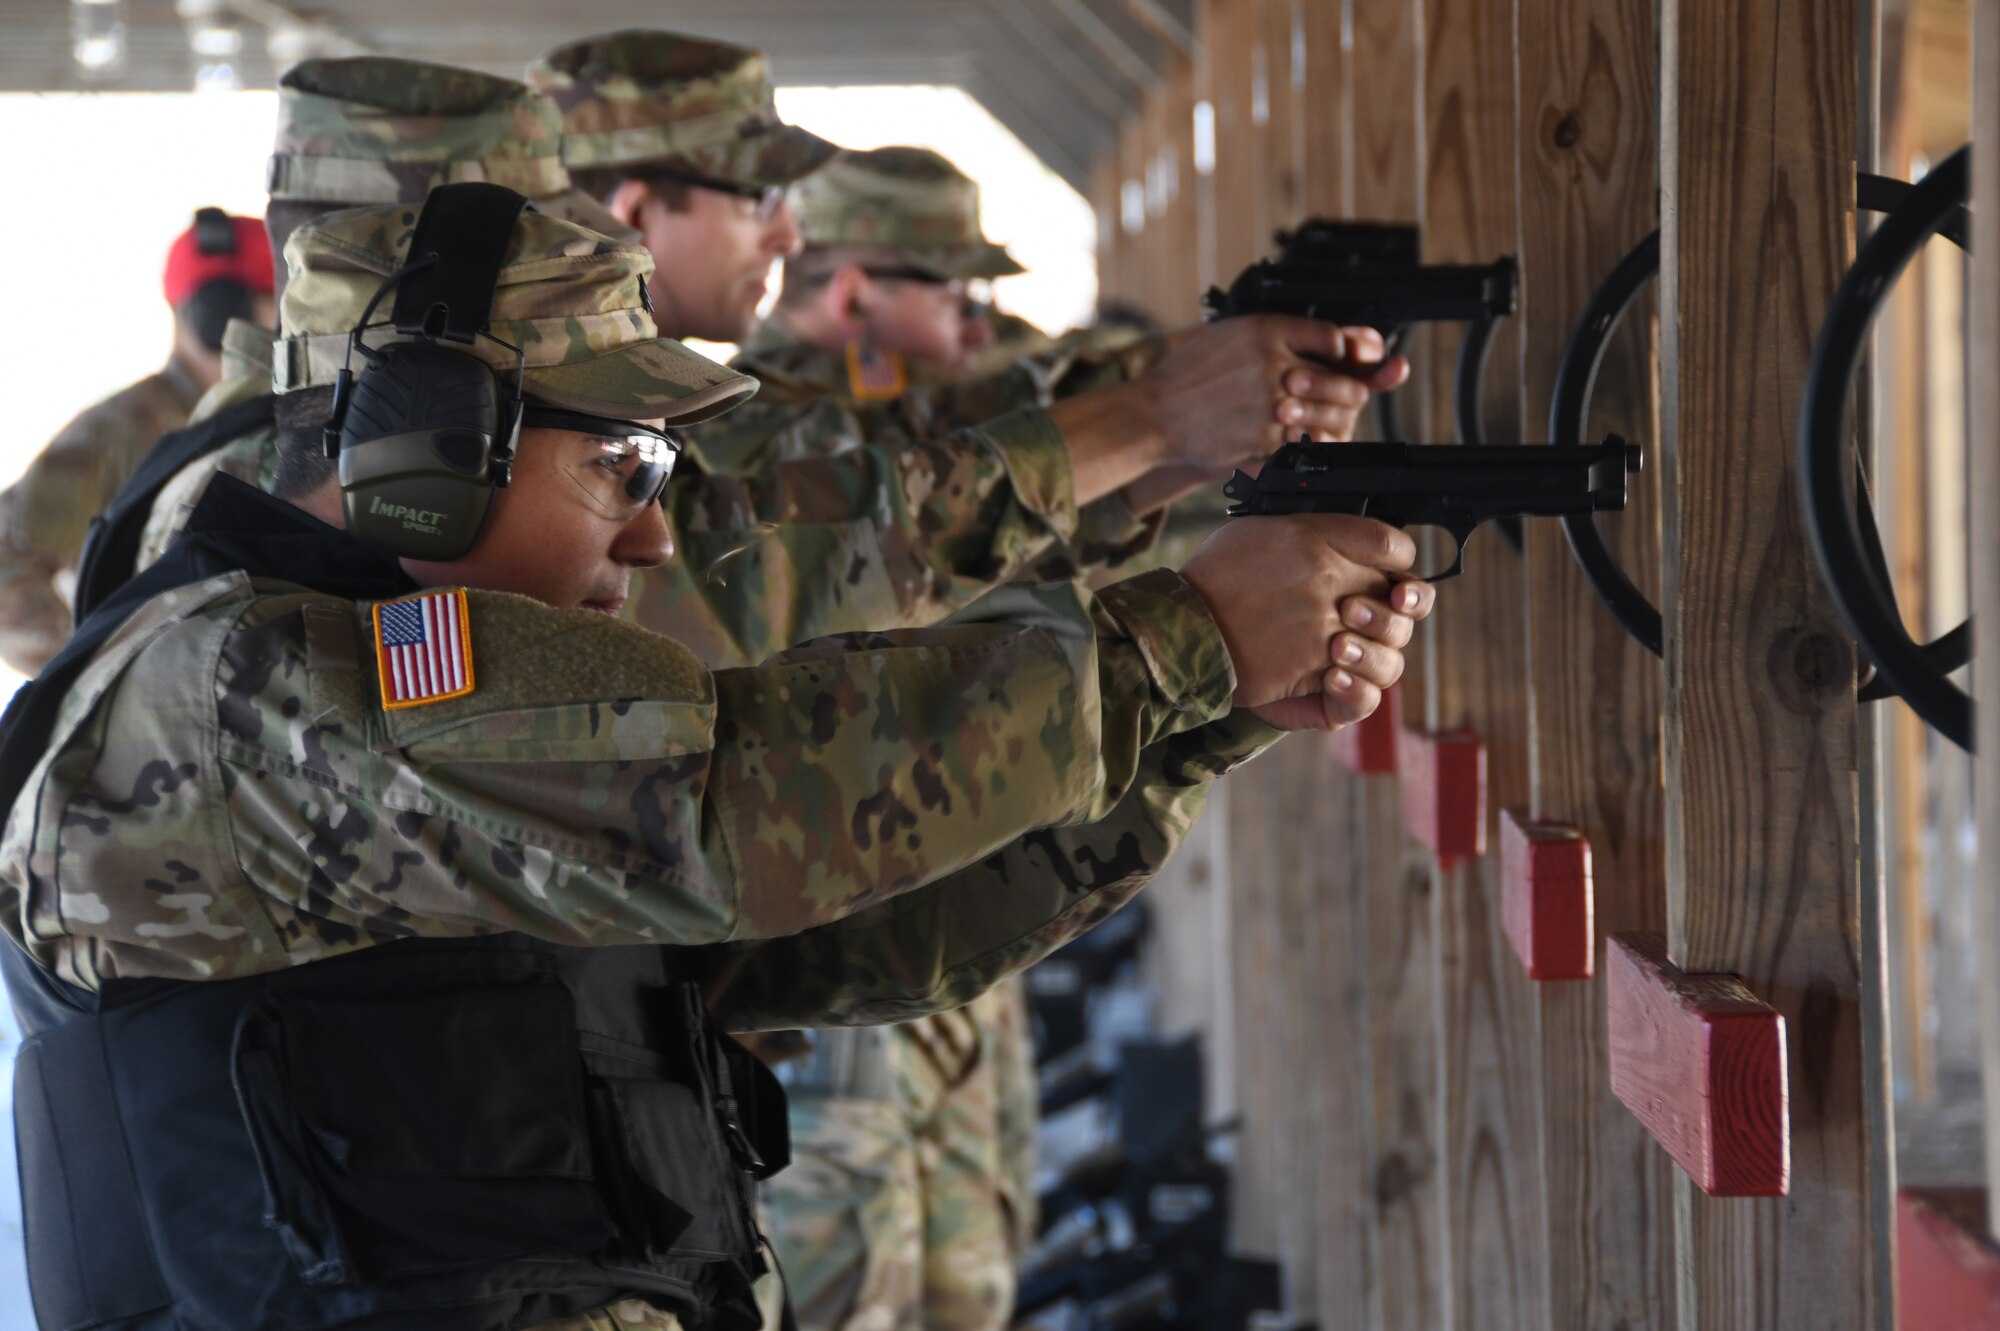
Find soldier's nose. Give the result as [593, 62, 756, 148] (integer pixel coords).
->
[616, 501, 674, 569]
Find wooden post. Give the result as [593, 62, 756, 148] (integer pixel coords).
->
[1417, 2, 1550, 1329]
[1970, 0, 2000, 1248]
[1658, 0, 1881, 1323]
[1511, 0, 1676, 1320]
[1345, 5, 1442, 1329]
[1206, 0, 1286, 1264]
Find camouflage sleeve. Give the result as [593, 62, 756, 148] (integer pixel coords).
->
[701, 708, 1285, 1031]
[989, 976, 1041, 1250]
[1020, 491, 1167, 584]
[0, 409, 160, 674]
[5, 567, 1234, 989]
[632, 408, 1082, 668]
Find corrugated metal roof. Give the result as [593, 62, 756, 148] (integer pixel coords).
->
[0, 0, 1198, 188]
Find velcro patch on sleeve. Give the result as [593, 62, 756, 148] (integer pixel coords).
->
[372, 589, 475, 709]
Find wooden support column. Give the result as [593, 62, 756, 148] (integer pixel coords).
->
[1971, 0, 2000, 1250]
[1418, 3, 1550, 1331]
[1208, 0, 1285, 1263]
[1658, 0, 1880, 1324]
[1511, 0, 1676, 1323]
[1090, 155, 1123, 307]
[1345, 5, 1441, 1329]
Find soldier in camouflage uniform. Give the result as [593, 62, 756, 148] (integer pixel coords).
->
[709, 145, 1085, 1331]
[3, 192, 1430, 1331]
[133, 54, 639, 574]
[0, 209, 274, 674]
[529, 31, 1403, 667]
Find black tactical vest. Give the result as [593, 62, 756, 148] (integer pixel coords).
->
[2, 477, 788, 1331]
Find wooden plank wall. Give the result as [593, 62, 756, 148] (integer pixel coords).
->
[1512, 1, 1675, 1328]
[1341, 13, 1441, 1328]
[1970, 0, 2000, 1247]
[1658, 2, 1881, 1327]
[1087, 1, 1891, 1327]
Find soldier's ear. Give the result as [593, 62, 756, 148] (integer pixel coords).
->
[829, 265, 872, 333]
[605, 178, 653, 231]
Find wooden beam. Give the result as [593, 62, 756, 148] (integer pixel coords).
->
[1659, 0, 1880, 1320]
[1331, 680, 1401, 774]
[1298, 0, 1351, 219]
[1396, 727, 1487, 868]
[1124, 0, 1198, 55]
[1510, 0, 1676, 1318]
[1498, 811, 1593, 981]
[1898, 1189, 2000, 1327]
[1417, 1, 1549, 1327]
[1208, 0, 1269, 274]
[1606, 932, 1790, 1197]
[1970, 0, 2000, 1248]
[1045, 0, 1163, 90]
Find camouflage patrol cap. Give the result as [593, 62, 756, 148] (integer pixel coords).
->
[527, 30, 836, 188]
[791, 146, 1023, 280]
[275, 199, 757, 425]
[269, 56, 631, 238]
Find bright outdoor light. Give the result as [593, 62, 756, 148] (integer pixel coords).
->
[69, 0, 127, 78]
[1192, 101, 1216, 176]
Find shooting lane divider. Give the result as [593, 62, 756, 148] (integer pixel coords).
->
[1553, 169, 1970, 672]
[1605, 932, 1789, 1197]
[1395, 724, 1485, 868]
[1328, 679, 1401, 774]
[1498, 811, 1592, 981]
[1896, 1189, 2000, 1330]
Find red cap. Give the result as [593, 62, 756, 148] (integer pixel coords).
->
[162, 209, 274, 306]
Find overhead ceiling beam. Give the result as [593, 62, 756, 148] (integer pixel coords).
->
[1044, 0, 1161, 89]
[1121, 0, 1197, 56]
[982, 0, 1142, 120]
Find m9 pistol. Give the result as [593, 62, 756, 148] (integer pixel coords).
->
[1271, 219, 1421, 270]
[1203, 254, 1518, 327]
[1222, 435, 1640, 581]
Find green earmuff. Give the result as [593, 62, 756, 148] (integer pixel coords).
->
[321, 182, 530, 561]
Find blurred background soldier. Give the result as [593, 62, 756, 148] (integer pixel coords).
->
[0, 207, 272, 673]
[687, 143, 1130, 1331]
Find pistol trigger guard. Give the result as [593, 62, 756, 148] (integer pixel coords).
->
[1416, 526, 1473, 582]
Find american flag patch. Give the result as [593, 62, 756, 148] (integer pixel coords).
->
[845, 342, 908, 401]
[372, 590, 475, 710]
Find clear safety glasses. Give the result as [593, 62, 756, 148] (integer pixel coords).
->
[521, 406, 681, 521]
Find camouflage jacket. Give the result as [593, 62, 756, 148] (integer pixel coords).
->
[684, 322, 1164, 586]
[1, 495, 1279, 1022]
[0, 357, 204, 674]
[136, 322, 285, 571]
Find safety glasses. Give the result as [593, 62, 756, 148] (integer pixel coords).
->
[520, 406, 681, 520]
[650, 168, 791, 223]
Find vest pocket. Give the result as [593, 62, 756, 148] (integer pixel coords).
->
[14, 1026, 173, 1329]
[231, 977, 615, 1287]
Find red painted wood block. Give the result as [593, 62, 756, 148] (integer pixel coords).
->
[1396, 726, 1485, 868]
[1605, 932, 1788, 1196]
[1329, 680, 1401, 774]
[1899, 1189, 2000, 1330]
[1498, 810, 1593, 980]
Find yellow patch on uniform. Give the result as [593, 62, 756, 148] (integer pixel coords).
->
[844, 341, 907, 402]
[371, 589, 476, 710]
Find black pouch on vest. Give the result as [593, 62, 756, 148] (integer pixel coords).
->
[583, 981, 764, 1271]
[230, 961, 614, 1287]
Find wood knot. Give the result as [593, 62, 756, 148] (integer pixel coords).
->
[1551, 112, 1583, 149]
[1766, 628, 1847, 713]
